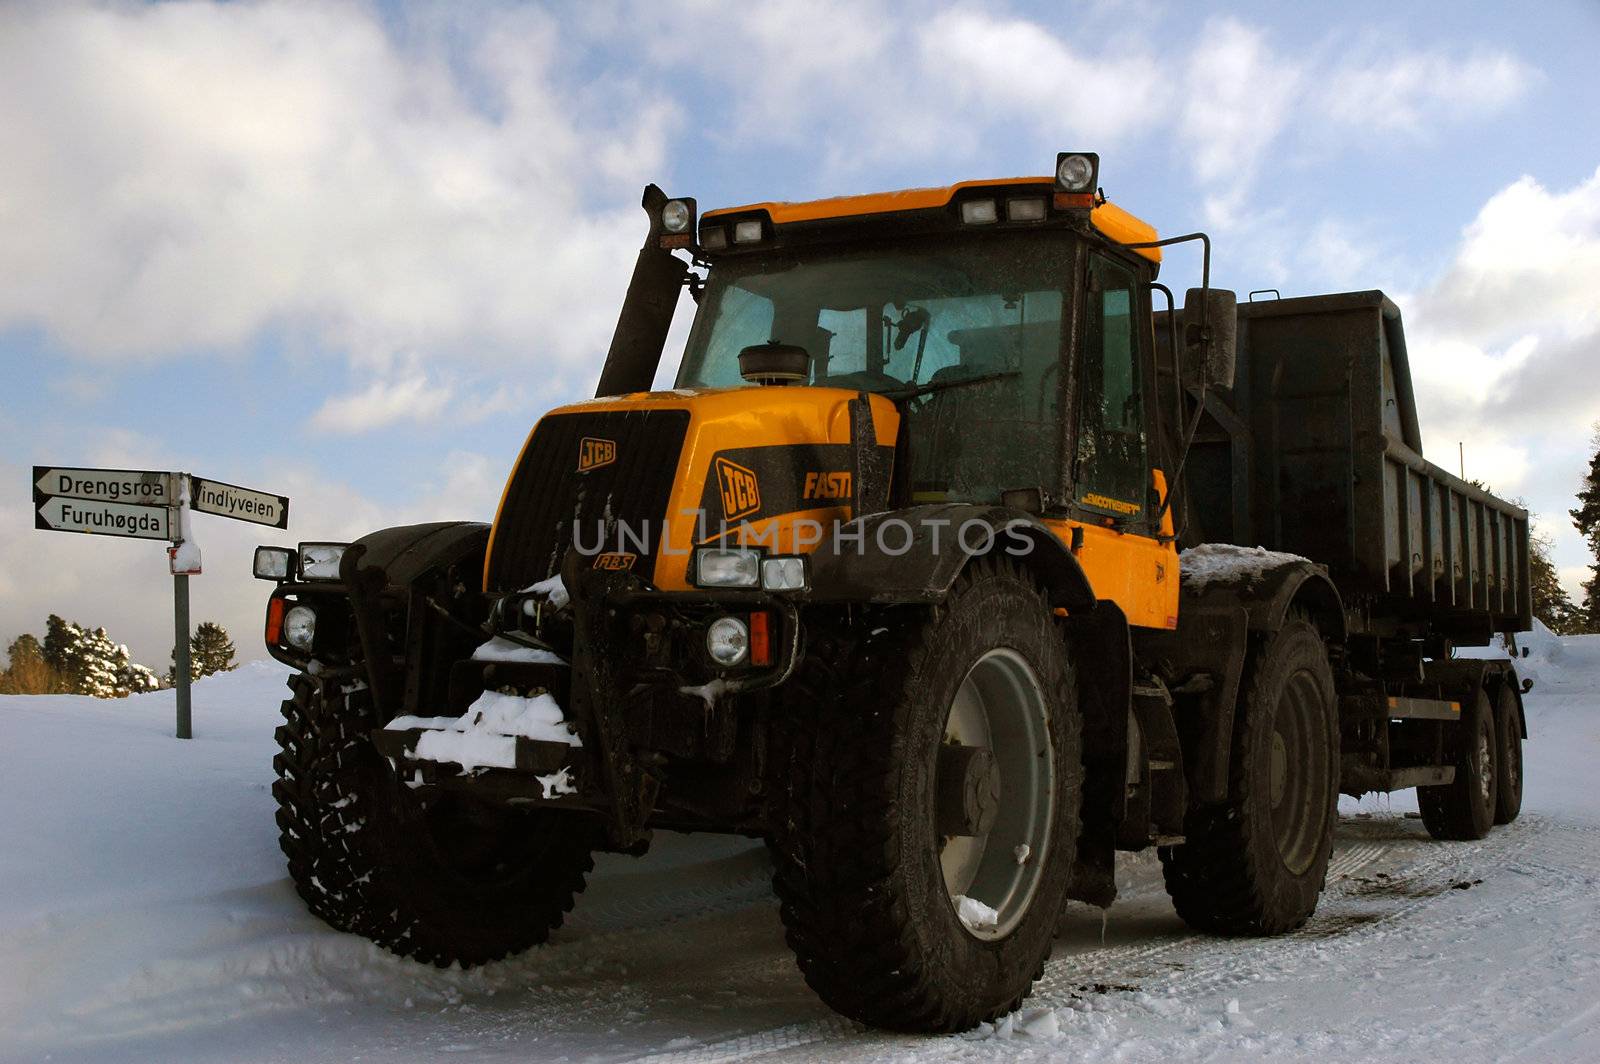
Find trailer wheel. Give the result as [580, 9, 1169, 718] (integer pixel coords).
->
[1419, 689, 1497, 840]
[1493, 684, 1523, 825]
[1160, 616, 1339, 935]
[273, 671, 595, 965]
[767, 556, 1082, 1032]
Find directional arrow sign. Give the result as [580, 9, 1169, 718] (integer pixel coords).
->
[190, 476, 289, 529]
[36, 496, 171, 539]
[33, 465, 172, 506]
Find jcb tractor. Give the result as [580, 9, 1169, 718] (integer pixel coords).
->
[257, 152, 1531, 1032]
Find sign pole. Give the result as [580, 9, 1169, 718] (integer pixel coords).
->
[174, 572, 192, 740]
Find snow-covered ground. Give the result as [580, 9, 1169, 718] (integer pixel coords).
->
[3, 633, 1599, 1063]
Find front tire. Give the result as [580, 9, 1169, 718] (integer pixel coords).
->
[273, 671, 596, 965]
[1161, 616, 1339, 935]
[767, 556, 1082, 1032]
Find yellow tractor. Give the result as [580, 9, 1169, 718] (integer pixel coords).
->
[256, 152, 1531, 1032]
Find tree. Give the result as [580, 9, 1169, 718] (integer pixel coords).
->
[173, 621, 237, 681]
[1, 633, 71, 695]
[1529, 530, 1585, 635]
[1573, 438, 1600, 632]
[42, 614, 86, 692]
[6, 618, 161, 697]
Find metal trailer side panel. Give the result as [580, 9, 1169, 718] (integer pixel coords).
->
[1219, 290, 1530, 639]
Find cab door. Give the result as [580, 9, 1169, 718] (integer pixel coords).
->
[1047, 251, 1178, 629]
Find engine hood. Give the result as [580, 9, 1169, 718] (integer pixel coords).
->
[484, 385, 900, 592]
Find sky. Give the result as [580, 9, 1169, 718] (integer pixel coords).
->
[2, 0, 1599, 668]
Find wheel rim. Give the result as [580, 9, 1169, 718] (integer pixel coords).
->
[938, 648, 1054, 939]
[1268, 669, 1328, 876]
[1476, 719, 1494, 807]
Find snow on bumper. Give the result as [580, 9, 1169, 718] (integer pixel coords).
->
[380, 687, 583, 797]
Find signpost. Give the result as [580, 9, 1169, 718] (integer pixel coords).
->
[31, 465, 290, 739]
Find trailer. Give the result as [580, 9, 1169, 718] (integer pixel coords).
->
[254, 154, 1530, 1034]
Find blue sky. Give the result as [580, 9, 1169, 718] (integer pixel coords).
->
[3, 0, 1599, 666]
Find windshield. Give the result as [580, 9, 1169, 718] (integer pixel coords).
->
[676, 233, 1071, 504]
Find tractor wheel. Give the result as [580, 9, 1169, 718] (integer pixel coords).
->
[1160, 615, 1339, 935]
[1493, 683, 1524, 825]
[1419, 689, 1497, 840]
[766, 556, 1082, 1032]
[272, 671, 595, 965]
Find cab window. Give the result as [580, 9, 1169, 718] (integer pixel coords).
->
[1075, 255, 1147, 521]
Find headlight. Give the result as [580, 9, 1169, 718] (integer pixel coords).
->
[700, 225, 727, 250]
[661, 199, 692, 233]
[1055, 151, 1098, 192]
[696, 548, 760, 587]
[760, 556, 807, 591]
[706, 616, 749, 666]
[960, 199, 997, 225]
[298, 542, 348, 581]
[733, 219, 763, 244]
[253, 546, 294, 581]
[282, 605, 317, 651]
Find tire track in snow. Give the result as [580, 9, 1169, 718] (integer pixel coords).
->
[628, 823, 1397, 1064]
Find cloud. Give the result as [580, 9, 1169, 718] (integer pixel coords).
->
[0, 0, 675, 377]
[1320, 48, 1535, 133]
[1405, 167, 1600, 598]
[309, 366, 454, 434]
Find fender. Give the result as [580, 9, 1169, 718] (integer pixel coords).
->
[340, 521, 491, 718]
[804, 503, 1097, 611]
[1140, 556, 1345, 803]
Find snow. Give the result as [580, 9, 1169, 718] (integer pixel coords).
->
[4, 634, 1600, 1061]
[470, 635, 567, 666]
[387, 687, 583, 773]
[524, 574, 570, 610]
[1179, 543, 1310, 592]
[954, 895, 1000, 933]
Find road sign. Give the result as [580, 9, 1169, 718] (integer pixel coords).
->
[35, 496, 171, 539]
[33, 465, 172, 505]
[190, 477, 289, 529]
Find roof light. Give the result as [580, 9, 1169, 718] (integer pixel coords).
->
[253, 545, 294, 581]
[1007, 197, 1047, 222]
[701, 225, 728, 250]
[960, 199, 998, 225]
[661, 199, 692, 233]
[1055, 151, 1099, 193]
[733, 219, 764, 244]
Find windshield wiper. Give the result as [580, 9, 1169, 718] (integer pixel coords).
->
[888, 369, 1020, 401]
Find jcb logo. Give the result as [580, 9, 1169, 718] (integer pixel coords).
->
[803, 470, 852, 501]
[592, 552, 637, 571]
[715, 457, 761, 520]
[578, 437, 617, 472]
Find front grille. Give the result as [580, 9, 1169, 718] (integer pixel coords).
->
[485, 409, 690, 590]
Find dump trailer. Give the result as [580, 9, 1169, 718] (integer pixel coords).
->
[255, 153, 1529, 1034]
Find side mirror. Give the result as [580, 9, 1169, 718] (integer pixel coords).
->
[1182, 287, 1237, 390]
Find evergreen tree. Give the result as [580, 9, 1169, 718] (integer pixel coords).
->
[1573, 440, 1600, 631]
[42, 614, 86, 692]
[76, 626, 124, 698]
[191, 621, 237, 678]
[171, 621, 237, 681]
[1529, 531, 1584, 635]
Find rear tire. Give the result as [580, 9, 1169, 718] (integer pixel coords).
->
[1160, 616, 1339, 935]
[767, 556, 1082, 1032]
[1493, 683, 1524, 825]
[273, 671, 596, 965]
[1418, 689, 1496, 841]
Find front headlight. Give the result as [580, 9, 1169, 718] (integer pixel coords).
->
[695, 548, 761, 588]
[298, 542, 348, 581]
[253, 546, 295, 581]
[706, 616, 750, 666]
[760, 556, 808, 591]
[282, 605, 317, 651]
